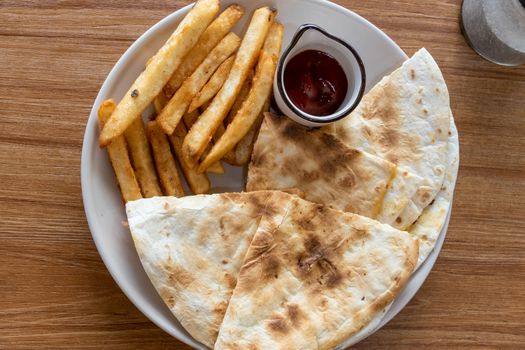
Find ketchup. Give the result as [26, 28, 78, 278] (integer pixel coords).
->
[283, 50, 348, 116]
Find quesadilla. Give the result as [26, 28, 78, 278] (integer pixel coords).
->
[246, 113, 424, 224]
[410, 117, 459, 267]
[215, 193, 419, 350]
[126, 191, 286, 348]
[127, 191, 420, 349]
[325, 48, 451, 229]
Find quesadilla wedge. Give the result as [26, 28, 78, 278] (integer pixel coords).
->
[128, 191, 420, 349]
[325, 48, 451, 229]
[247, 113, 424, 224]
[410, 116, 459, 267]
[215, 193, 419, 350]
[126, 191, 288, 348]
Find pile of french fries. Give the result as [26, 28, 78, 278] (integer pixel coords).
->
[97, 0, 283, 202]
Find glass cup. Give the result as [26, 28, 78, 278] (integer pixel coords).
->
[461, 0, 525, 66]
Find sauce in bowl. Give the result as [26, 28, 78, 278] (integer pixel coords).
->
[283, 50, 348, 116]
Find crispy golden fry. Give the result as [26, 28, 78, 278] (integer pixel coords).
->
[183, 110, 225, 174]
[146, 121, 185, 197]
[124, 118, 162, 197]
[198, 22, 283, 173]
[98, 0, 219, 147]
[216, 122, 237, 164]
[225, 70, 254, 126]
[214, 122, 226, 141]
[183, 109, 200, 130]
[164, 5, 245, 97]
[188, 55, 235, 113]
[234, 98, 271, 165]
[153, 91, 168, 115]
[98, 100, 142, 202]
[169, 123, 210, 194]
[144, 57, 168, 115]
[157, 33, 241, 135]
[182, 7, 276, 167]
[222, 150, 237, 165]
[222, 70, 255, 164]
[199, 100, 212, 114]
[199, 150, 225, 174]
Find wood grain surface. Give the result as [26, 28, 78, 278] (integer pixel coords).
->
[1, 0, 524, 349]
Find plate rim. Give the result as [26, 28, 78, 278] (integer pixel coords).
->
[81, 0, 456, 348]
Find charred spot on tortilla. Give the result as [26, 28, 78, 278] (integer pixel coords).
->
[362, 125, 373, 137]
[282, 119, 304, 140]
[361, 84, 399, 123]
[378, 128, 400, 148]
[268, 316, 289, 334]
[167, 265, 195, 288]
[286, 304, 304, 327]
[338, 173, 357, 188]
[295, 236, 343, 288]
[417, 186, 432, 204]
[213, 301, 228, 315]
[262, 254, 281, 280]
[322, 149, 361, 174]
[224, 272, 236, 289]
[248, 193, 279, 218]
[319, 132, 340, 148]
[251, 149, 266, 166]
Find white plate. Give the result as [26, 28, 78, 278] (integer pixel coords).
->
[81, 0, 453, 348]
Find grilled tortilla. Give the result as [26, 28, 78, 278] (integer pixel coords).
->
[325, 48, 451, 229]
[126, 191, 285, 348]
[410, 116, 459, 267]
[247, 113, 424, 223]
[215, 192, 419, 350]
[127, 191, 420, 349]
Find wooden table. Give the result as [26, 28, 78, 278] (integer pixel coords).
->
[1, 0, 524, 348]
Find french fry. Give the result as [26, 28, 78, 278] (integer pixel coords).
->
[198, 22, 283, 173]
[182, 7, 276, 167]
[99, 0, 219, 147]
[97, 100, 142, 202]
[188, 55, 235, 113]
[234, 98, 271, 165]
[222, 70, 255, 164]
[145, 57, 168, 115]
[183, 110, 224, 174]
[225, 70, 254, 126]
[153, 91, 168, 115]
[146, 121, 185, 197]
[214, 122, 237, 165]
[207, 123, 229, 169]
[222, 148, 237, 166]
[199, 100, 212, 114]
[157, 32, 241, 135]
[169, 123, 210, 195]
[199, 150, 225, 174]
[183, 109, 200, 130]
[124, 118, 162, 197]
[164, 5, 245, 97]
[214, 123, 226, 141]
